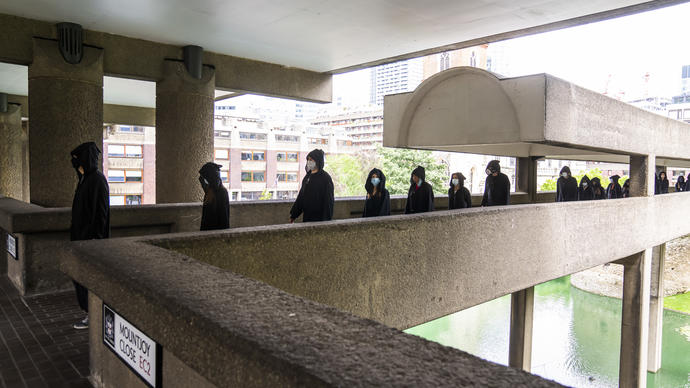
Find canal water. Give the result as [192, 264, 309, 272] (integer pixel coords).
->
[406, 276, 690, 387]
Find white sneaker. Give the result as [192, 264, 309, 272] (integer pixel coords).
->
[73, 315, 89, 330]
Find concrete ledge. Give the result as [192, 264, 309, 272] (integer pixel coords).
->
[62, 238, 563, 387]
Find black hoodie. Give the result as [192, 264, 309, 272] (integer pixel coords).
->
[578, 175, 594, 201]
[656, 172, 669, 194]
[556, 166, 578, 202]
[677, 175, 687, 192]
[70, 142, 110, 241]
[481, 160, 510, 206]
[606, 175, 623, 199]
[363, 168, 391, 218]
[290, 149, 334, 222]
[448, 172, 472, 209]
[405, 166, 434, 214]
[199, 162, 230, 231]
[622, 179, 630, 198]
[591, 177, 606, 200]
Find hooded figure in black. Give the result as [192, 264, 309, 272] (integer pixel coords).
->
[199, 162, 230, 231]
[448, 172, 471, 209]
[290, 149, 334, 222]
[481, 160, 510, 206]
[405, 166, 434, 214]
[363, 168, 390, 217]
[685, 175, 690, 192]
[656, 172, 669, 194]
[606, 175, 623, 199]
[69, 142, 110, 329]
[555, 166, 578, 202]
[621, 179, 631, 198]
[677, 175, 686, 192]
[591, 177, 606, 200]
[578, 175, 594, 201]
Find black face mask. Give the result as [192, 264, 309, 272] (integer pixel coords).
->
[71, 157, 80, 170]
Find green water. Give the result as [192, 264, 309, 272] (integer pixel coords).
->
[406, 277, 690, 387]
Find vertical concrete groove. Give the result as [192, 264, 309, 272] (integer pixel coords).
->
[509, 286, 534, 371]
[647, 243, 665, 372]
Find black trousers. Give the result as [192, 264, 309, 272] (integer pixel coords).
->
[73, 281, 88, 313]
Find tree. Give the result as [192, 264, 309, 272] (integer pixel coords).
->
[259, 189, 273, 200]
[540, 167, 628, 192]
[378, 146, 448, 195]
[325, 153, 369, 197]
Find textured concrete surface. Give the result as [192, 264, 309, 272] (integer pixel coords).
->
[0, 105, 24, 201]
[28, 38, 104, 208]
[156, 61, 215, 204]
[155, 193, 690, 330]
[0, 13, 332, 103]
[62, 238, 564, 387]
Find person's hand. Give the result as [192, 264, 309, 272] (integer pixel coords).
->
[289, 218, 295, 224]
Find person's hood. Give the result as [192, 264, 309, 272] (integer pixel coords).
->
[658, 172, 668, 181]
[365, 168, 386, 194]
[306, 149, 325, 173]
[410, 165, 426, 185]
[579, 175, 591, 189]
[486, 160, 501, 174]
[199, 162, 223, 188]
[591, 177, 602, 187]
[610, 175, 620, 184]
[622, 180, 630, 189]
[560, 166, 572, 176]
[449, 172, 466, 188]
[678, 176, 686, 184]
[70, 142, 101, 174]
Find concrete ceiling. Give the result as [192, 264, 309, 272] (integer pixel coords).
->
[0, 0, 678, 73]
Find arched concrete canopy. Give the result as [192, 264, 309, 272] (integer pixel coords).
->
[384, 67, 690, 167]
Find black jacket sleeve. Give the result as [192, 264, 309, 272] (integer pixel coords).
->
[481, 185, 488, 206]
[464, 188, 472, 208]
[88, 177, 110, 239]
[429, 187, 435, 211]
[323, 175, 334, 221]
[504, 176, 511, 205]
[448, 189, 454, 210]
[555, 179, 561, 202]
[290, 177, 306, 220]
[380, 190, 391, 216]
[404, 189, 412, 214]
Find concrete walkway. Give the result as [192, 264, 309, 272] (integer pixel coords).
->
[0, 278, 90, 388]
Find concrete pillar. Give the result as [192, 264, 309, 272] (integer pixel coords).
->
[648, 243, 665, 372]
[28, 38, 104, 207]
[155, 60, 215, 203]
[617, 250, 651, 388]
[0, 103, 24, 200]
[509, 287, 534, 371]
[516, 157, 538, 202]
[629, 154, 655, 197]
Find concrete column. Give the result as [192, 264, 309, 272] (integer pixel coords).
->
[516, 157, 538, 202]
[509, 286, 534, 371]
[0, 103, 24, 200]
[647, 243, 665, 372]
[156, 60, 215, 203]
[28, 38, 104, 207]
[617, 250, 652, 388]
[629, 154, 655, 197]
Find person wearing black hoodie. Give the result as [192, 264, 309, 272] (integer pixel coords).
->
[677, 174, 686, 192]
[556, 166, 578, 202]
[448, 172, 471, 209]
[578, 175, 594, 200]
[69, 142, 110, 330]
[405, 166, 434, 214]
[606, 175, 623, 199]
[591, 177, 606, 200]
[199, 162, 230, 230]
[290, 149, 334, 222]
[657, 172, 669, 194]
[621, 179, 631, 198]
[363, 168, 390, 217]
[481, 160, 510, 206]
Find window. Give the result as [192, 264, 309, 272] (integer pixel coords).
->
[277, 191, 298, 200]
[107, 144, 143, 158]
[275, 134, 299, 143]
[126, 195, 142, 205]
[241, 171, 265, 182]
[109, 195, 141, 206]
[109, 195, 125, 206]
[276, 172, 298, 182]
[117, 126, 144, 133]
[107, 169, 142, 183]
[276, 152, 299, 162]
[215, 149, 229, 159]
[220, 170, 228, 183]
[239, 132, 267, 141]
[240, 191, 262, 201]
[308, 138, 328, 145]
[241, 151, 264, 161]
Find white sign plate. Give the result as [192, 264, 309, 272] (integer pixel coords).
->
[6, 234, 17, 260]
[103, 303, 161, 387]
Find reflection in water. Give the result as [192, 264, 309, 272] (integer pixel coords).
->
[405, 276, 690, 387]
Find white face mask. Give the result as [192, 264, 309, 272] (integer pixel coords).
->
[561, 172, 568, 178]
[452, 178, 459, 186]
[582, 182, 588, 187]
[417, 179, 423, 187]
[306, 160, 317, 171]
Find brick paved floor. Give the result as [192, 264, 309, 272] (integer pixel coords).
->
[0, 278, 91, 388]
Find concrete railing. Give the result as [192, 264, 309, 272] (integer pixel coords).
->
[1, 192, 546, 295]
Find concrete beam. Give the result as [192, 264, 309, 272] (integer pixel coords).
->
[0, 13, 332, 103]
[150, 193, 690, 330]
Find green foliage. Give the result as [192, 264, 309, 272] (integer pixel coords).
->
[325, 153, 369, 197]
[378, 146, 448, 195]
[259, 189, 273, 200]
[539, 167, 628, 192]
[540, 178, 557, 192]
[664, 291, 690, 314]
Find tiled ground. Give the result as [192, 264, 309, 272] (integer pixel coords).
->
[0, 279, 91, 388]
